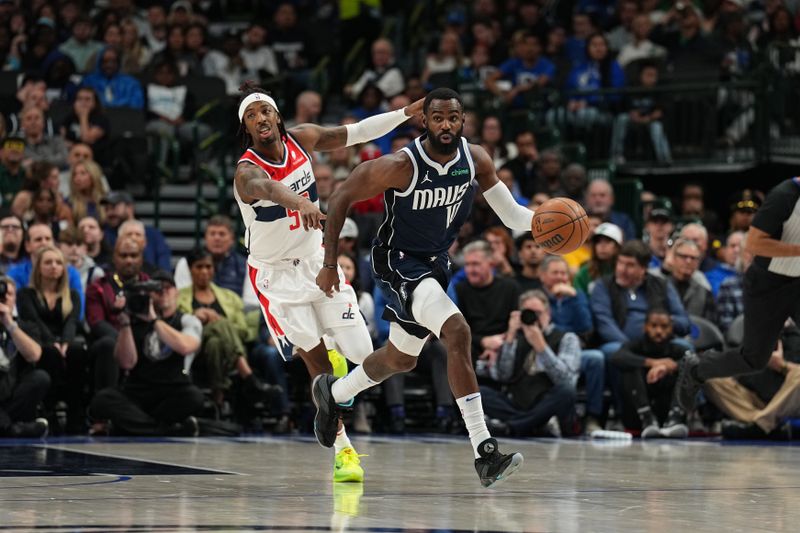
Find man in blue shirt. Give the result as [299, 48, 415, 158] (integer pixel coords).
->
[81, 46, 144, 109]
[102, 191, 172, 272]
[486, 31, 555, 109]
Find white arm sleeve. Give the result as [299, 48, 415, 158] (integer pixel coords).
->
[345, 108, 409, 146]
[483, 181, 534, 232]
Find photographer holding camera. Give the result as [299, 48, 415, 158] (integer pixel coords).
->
[480, 290, 580, 437]
[0, 276, 51, 438]
[17, 246, 88, 434]
[89, 269, 204, 436]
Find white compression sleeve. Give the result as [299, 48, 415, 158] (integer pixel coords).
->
[482, 181, 534, 231]
[345, 108, 409, 146]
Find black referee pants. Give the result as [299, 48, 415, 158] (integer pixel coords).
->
[698, 264, 800, 380]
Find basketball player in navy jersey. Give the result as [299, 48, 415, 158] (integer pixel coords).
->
[233, 81, 422, 482]
[315, 88, 534, 487]
[674, 177, 800, 412]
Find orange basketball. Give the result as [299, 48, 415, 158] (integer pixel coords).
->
[531, 197, 590, 255]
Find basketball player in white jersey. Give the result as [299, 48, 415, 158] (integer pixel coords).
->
[233, 81, 422, 483]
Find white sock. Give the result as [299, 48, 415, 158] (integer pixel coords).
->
[333, 426, 352, 453]
[456, 393, 492, 459]
[331, 365, 378, 404]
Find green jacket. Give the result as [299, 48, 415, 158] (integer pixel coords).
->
[573, 261, 614, 295]
[177, 283, 254, 342]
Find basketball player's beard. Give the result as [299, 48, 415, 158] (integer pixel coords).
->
[428, 126, 463, 155]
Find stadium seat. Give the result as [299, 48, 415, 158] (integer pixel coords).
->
[689, 314, 726, 352]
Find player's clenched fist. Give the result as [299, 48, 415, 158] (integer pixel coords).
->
[316, 267, 340, 298]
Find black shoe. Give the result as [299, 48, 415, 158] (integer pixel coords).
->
[244, 374, 284, 403]
[660, 408, 689, 439]
[474, 437, 523, 488]
[311, 374, 340, 448]
[9, 418, 49, 439]
[165, 416, 199, 437]
[674, 352, 702, 412]
[721, 420, 768, 440]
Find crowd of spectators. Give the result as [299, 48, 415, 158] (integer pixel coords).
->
[1, 1, 800, 440]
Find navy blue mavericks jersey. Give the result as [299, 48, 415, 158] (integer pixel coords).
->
[376, 135, 477, 255]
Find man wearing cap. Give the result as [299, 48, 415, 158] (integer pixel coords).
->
[729, 189, 762, 232]
[0, 136, 27, 206]
[573, 222, 624, 295]
[102, 191, 171, 272]
[89, 269, 204, 436]
[644, 203, 675, 269]
[233, 81, 422, 482]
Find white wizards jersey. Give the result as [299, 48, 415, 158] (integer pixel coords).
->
[234, 133, 321, 264]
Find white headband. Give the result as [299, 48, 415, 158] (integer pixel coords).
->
[238, 93, 279, 122]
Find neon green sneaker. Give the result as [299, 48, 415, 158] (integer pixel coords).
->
[333, 446, 365, 483]
[328, 349, 349, 378]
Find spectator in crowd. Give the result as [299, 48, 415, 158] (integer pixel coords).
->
[7, 223, 84, 312]
[0, 136, 27, 207]
[508, 0, 550, 41]
[717, 241, 753, 333]
[201, 29, 247, 96]
[59, 14, 102, 73]
[422, 30, 466, 88]
[58, 142, 98, 200]
[11, 160, 70, 224]
[119, 17, 152, 75]
[58, 226, 103, 294]
[610, 62, 672, 165]
[585, 179, 637, 240]
[651, 1, 720, 78]
[313, 162, 334, 212]
[269, 2, 313, 73]
[66, 159, 107, 224]
[454, 241, 520, 366]
[0, 276, 50, 438]
[537, 149, 566, 198]
[86, 237, 148, 393]
[17, 246, 87, 434]
[148, 24, 191, 77]
[645, 204, 674, 269]
[609, 308, 689, 437]
[25, 187, 70, 237]
[561, 33, 626, 128]
[480, 116, 518, 170]
[0, 215, 25, 273]
[286, 90, 322, 128]
[177, 248, 274, 409]
[728, 189, 761, 232]
[77, 215, 110, 268]
[503, 130, 541, 199]
[617, 13, 667, 67]
[705, 231, 745, 297]
[565, 12, 595, 66]
[487, 31, 555, 109]
[606, 0, 638, 52]
[5, 76, 56, 137]
[142, 4, 167, 52]
[484, 226, 517, 278]
[678, 222, 717, 273]
[574, 222, 623, 295]
[81, 46, 144, 109]
[482, 290, 580, 437]
[102, 191, 171, 272]
[661, 238, 717, 322]
[680, 182, 722, 236]
[174, 215, 252, 304]
[116, 219, 161, 275]
[145, 59, 210, 147]
[539, 256, 593, 337]
[240, 21, 278, 82]
[20, 106, 68, 170]
[89, 269, 204, 436]
[705, 319, 800, 440]
[346, 38, 405, 101]
[562, 162, 588, 204]
[514, 234, 545, 291]
[59, 86, 110, 164]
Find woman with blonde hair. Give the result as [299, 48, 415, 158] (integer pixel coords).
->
[68, 159, 107, 223]
[119, 18, 152, 74]
[18, 245, 88, 434]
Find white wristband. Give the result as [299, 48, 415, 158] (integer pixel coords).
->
[345, 108, 409, 147]
[483, 181, 534, 232]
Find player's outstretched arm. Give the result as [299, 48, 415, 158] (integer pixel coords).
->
[289, 98, 424, 152]
[470, 144, 533, 232]
[316, 152, 412, 297]
[234, 162, 325, 231]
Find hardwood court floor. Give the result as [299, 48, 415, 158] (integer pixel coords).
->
[1, 435, 799, 532]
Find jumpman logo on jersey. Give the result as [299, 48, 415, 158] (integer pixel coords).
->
[421, 171, 433, 184]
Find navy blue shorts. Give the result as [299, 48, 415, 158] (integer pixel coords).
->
[371, 245, 452, 339]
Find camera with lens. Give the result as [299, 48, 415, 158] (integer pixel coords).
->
[123, 280, 163, 315]
[520, 309, 539, 326]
